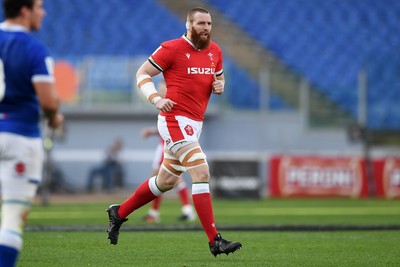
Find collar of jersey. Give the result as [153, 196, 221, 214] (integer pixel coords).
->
[0, 22, 28, 32]
[182, 34, 201, 51]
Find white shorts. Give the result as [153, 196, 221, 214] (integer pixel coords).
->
[157, 115, 203, 153]
[0, 133, 43, 199]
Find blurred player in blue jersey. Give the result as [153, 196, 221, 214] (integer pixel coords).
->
[0, 0, 64, 266]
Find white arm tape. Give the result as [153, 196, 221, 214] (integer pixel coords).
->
[137, 74, 161, 104]
[152, 96, 162, 104]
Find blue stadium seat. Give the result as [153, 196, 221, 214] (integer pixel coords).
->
[204, 0, 400, 129]
[0, 0, 287, 111]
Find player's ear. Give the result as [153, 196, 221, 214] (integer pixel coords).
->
[185, 22, 191, 30]
[20, 6, 31, 18]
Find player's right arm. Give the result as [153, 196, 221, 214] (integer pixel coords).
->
[136, 59, 176, 112]
[34, 81, 64, 129]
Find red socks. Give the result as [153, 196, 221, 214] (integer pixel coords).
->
[192, 183, 218, 243]
[151, 196, 162, 210]
[117, 179, 218, 244]
[177, 182, 190, 206]
[118, 177, 161, 219]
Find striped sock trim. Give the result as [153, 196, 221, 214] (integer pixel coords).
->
[3, 199, 32, 207]
[148, 176, 163, 196]
[192, 183, 210, 195]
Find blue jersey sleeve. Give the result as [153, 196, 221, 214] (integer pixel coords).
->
[29, 40, 55, 83]
[0, 28, 55, 137]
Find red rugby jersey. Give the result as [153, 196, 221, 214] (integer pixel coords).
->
[149, 35, 223, 121]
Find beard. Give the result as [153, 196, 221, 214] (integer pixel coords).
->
[190, 28, 211, 50]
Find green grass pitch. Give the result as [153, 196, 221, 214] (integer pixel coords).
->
[17, 197, 400, 267]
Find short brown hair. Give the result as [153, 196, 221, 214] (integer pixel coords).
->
[186, 7, 210, 23]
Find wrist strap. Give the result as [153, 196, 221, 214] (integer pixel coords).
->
[137, 74, 161, 104]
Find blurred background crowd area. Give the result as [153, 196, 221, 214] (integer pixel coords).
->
[2, 0, 400, 194]
[2, 0, 398, 131]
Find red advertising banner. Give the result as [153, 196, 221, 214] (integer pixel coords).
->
[269, 155, 368, 197]
[373, 158, 400, 198]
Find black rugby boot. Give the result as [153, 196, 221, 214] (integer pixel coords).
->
[106, 204, 128, 245]
[209, 233, 242, 257]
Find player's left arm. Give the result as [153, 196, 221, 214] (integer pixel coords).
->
[212, 48, 225, 95]
[35, 81, 64, 129]
[32, 44, 64, 129]
[212, 73, 225, 95]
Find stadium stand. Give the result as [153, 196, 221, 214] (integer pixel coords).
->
[33, 0, 182, 56]
[0, 0, 289, 110]
[204, 0, 400, 129]
[1, 0, 398, 128]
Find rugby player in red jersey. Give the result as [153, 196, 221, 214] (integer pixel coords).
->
[106, 7, 242, 257]
[141, 80, 196, 224]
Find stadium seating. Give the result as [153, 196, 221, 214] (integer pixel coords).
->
[2, 1, 399, 128]
[223, 59, 289, 110]
[15, 0, 287, 111]
[204, 0, 400, 129]
[32, 0, 183, 56]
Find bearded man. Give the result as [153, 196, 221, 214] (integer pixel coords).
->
[106, 7, 242, 257]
